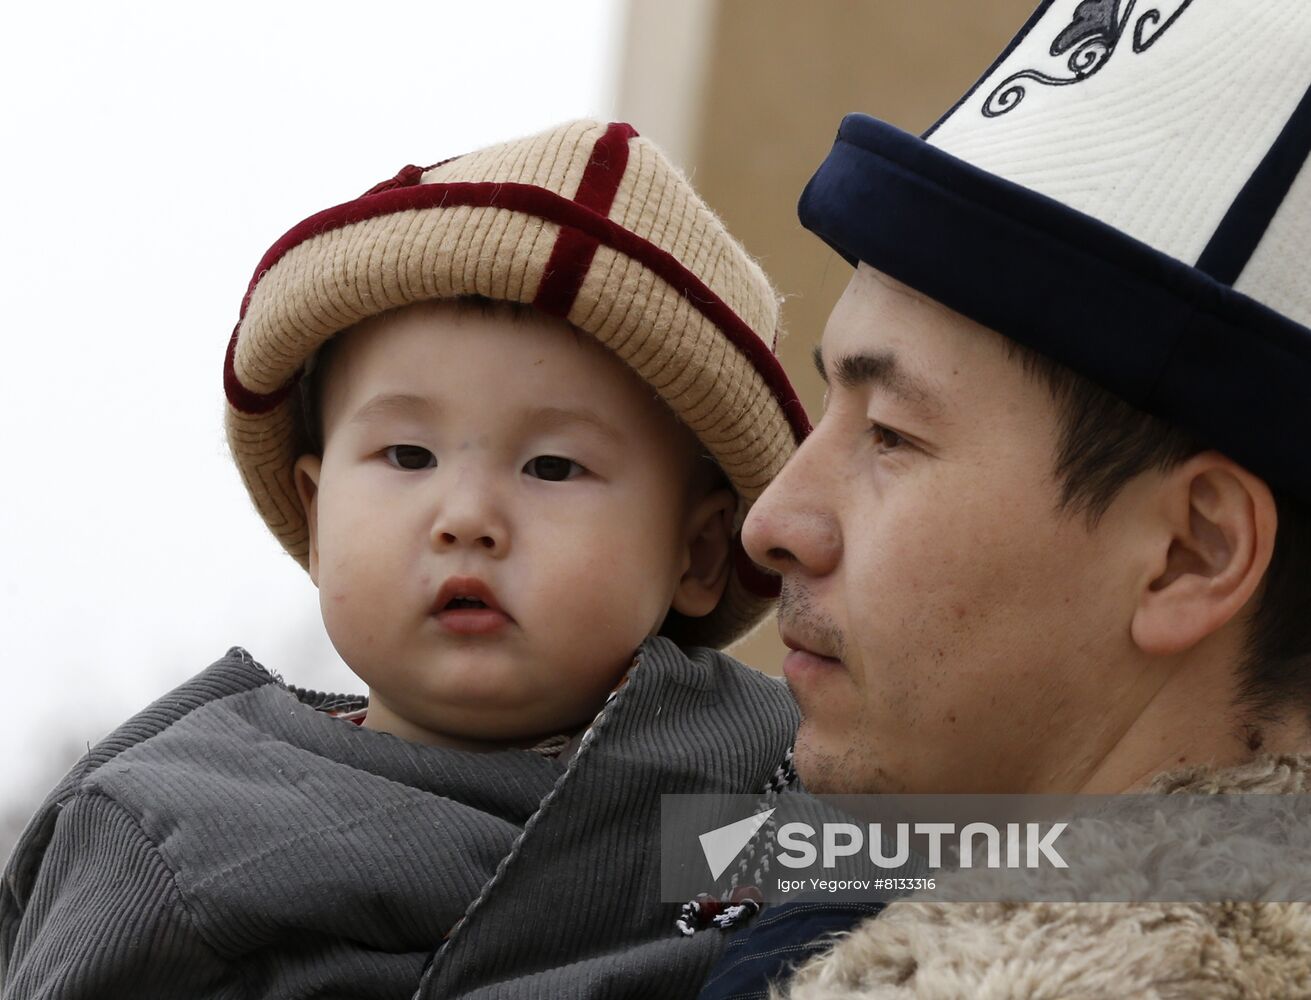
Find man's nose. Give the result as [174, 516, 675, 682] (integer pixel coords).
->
[742, 428, 841, 578]
[429, 473, 509, 555]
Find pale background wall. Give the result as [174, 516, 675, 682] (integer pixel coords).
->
[0, 0, 624, 856]
[2, 0, 1036, 858]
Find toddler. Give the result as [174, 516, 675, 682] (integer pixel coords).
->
[0, 121, 807, 1000]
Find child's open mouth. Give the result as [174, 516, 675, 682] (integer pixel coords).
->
[446, 597, 486, 609]
[431, 577, 512, 635]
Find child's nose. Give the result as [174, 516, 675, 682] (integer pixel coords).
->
[428, 482, 509, 555]
[433, 527, 501, 551]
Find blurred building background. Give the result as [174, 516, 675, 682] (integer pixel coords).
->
[616, 0, 1037, 674]
[1, 0, 1035, 859]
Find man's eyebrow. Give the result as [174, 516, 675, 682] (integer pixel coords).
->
[348, 392, 438, 425]
[812, 346, 941, 414]
[523, 405, 625, 444]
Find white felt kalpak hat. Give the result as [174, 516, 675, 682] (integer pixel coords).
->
[800, 1, 1311, 503]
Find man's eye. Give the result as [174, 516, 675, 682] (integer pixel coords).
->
[868, 423, 905, 451]
[524, 455, 583, 481]
[385, 445, 436, 470]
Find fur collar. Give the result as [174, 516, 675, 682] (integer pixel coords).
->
[1143, 752, 1311, 794]
[779, 754, 1311, 999]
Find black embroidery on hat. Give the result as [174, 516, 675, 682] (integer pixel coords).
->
[1051, 0, 1120, 56]
[982, 0, 1194, 118]
[1132, 0, 1194, 51]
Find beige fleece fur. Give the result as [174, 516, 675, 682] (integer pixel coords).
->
[778, 755, 1311, 999]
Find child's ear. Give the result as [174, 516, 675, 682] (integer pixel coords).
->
[292, 454, 323, 586]
[671, 487, 737, 619]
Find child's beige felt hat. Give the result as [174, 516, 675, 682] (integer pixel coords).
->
[225, 119, 809, 649]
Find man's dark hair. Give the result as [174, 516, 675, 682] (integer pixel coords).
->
[1010, 343, 1311, 730]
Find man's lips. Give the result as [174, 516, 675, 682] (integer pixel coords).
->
[431, 576, 512, 635]
[780, 628, 845, 686]
[780, 628, 841, 663]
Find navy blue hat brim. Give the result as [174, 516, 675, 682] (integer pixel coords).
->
[798, 113, 1311, 505]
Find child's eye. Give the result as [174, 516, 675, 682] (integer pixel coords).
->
[385, 445, 437, 470]
[524, 455, 583, 481]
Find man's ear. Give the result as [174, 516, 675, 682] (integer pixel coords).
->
[1131, 452, 1277, 656]
[292, 454, 323, 586]
[670, 487, 737, 619]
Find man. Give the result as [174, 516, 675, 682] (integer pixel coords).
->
[700, 1, 1311, 995]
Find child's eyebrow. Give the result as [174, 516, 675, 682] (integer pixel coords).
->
[522, 405, 625, 444]
[348, 392, 437, 425]
[345, 395, 624, 443]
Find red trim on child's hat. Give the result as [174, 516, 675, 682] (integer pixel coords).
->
[534, 122, 637, 317]
[228, 179, 810, 444]
[223, 324, 301, 415]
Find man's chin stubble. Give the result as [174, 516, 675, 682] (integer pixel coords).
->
[793, 719, 902, 795]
